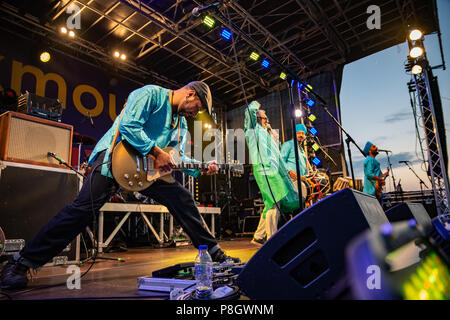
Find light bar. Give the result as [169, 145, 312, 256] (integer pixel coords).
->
[307, 99, 315, 107]
[310, 127, 318, 136]
[250, 51, 260, 61]
[203, 15, 216, 28]
[261, 59, 270, 68]
[221, 29, 232, 40]
[280, 72, 287, 80]
[312, 157, 321, 166]
[312, 143, 320, 151]
[308, 114, 317, 122]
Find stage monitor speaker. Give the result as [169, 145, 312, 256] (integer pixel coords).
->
[236, 188, 389, 300]
[0, 161, 80, 262]
[384, 202, 432, 230]
[0, 111, 73, 168]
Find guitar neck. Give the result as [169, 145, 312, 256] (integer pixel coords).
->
[173, 162, 230, 171]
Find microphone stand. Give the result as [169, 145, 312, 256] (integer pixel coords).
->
[380, 150, 396, 196]
[48, 152, 85, 179]
[401, 161, 428, 196]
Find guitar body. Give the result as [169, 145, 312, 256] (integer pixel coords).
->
[111, 141, 176, 192]
[375, 179, 385, 199]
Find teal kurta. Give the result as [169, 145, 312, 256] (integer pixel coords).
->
[280, 139, 308, 177]
[88, 85, 199, 178]
[363, 156, 381, 196]
[244, 101, 300, 218]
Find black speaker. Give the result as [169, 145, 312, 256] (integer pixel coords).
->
[0, 162, 79, 262]
[236, 188, 389, 299]
[384, 202, 432, 230]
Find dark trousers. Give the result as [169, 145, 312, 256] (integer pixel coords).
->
[19, 151, 218, 268]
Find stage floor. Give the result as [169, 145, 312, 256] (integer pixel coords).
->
[2, 238, 259, 300]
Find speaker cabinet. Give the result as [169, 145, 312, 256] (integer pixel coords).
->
[385, 202, 432, 229]
[236, 188, 389, 300]
[0, 111, 73, 168]
[0, 161, 80, 262]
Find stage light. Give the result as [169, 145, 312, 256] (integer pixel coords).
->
[261, 59, 270, 68]
[280, 72, 287, 80]
[409, 29, 423, 41]
[410, 47, 424, 58]
[310, 127, 318, 136]
[308, 114, 317, 122]
[221, 29, 232, 40]
[294, 109, 302, 118]
[202, 15, 215, 28]
[312, 157, 321, 166]
[114, 51, 120, 58]
[312, 143, 320, 152]
[120, 53, 126, 60]
[306, 99, 315, 107]
[298, 83, 304, 89]
[306, 84, 313, 90]
[68, 30, 75, 38]
[249, 51, 260, 61]
[412, 65, 423, 75]
[60, 27, 67, 34]
[40, 51, 51, 63]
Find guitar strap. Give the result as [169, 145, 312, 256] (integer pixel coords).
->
[109, 108, 126, 153]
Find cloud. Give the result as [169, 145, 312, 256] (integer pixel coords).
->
[347, 151, 424, 174]
[384, 111, 412, 123]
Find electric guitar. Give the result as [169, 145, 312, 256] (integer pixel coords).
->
[111, 140, 244, 192]
[375, 168, 390, 199]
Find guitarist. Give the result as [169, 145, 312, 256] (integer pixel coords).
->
[1, 81, 240, 290]
[362, 141, 389, 200]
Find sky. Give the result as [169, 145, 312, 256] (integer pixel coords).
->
[339, 0, 450, 192]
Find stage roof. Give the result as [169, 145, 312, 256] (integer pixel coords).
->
[0, 0, 440, 110]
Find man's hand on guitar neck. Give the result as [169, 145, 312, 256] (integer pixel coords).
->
[204, 160, 218, 175]
[150, 146, 175, 173]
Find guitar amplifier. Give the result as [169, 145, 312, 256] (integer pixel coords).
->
[0, 111, 73, 168]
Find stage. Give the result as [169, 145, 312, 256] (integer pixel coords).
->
[1, 239, 258, 300]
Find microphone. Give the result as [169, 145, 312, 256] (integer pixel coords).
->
[378, 149, 392, 153]
[48, 151, 62, 164]
[87, 112, 95, 128]
[399, 160, 409, 164]
[266, 123, 272, 132]
[192, 2, 221, 17]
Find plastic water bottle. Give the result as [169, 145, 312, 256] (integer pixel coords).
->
[194, 245, 213, 299]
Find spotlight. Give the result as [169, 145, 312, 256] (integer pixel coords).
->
[60, 27, 67, 34]
[120, 53, 126, 60]
[202, 15, 216, 28]
[412, 65, 423, 75]
[294, 109, 302, 118]
[221, 29, 232, 40]
[409, 47, 424, 58]
[312, 143, 320, 152]
[306, 99, 315, 107]
[249, 51, 260, 61]
[312, 157, 321, 166]
[309, 127, 318, 136]
[114, 51, 120, 58]
[280, 72, 287, 80]
[409, 29, 423, 41]
[261, 59, 270, 68]
[40, 51, 51, 63]
[68, 30, 75, 38]
[308, 114, 317, 122]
